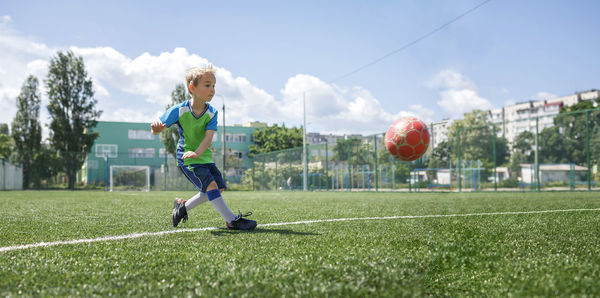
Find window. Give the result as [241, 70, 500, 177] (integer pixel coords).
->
[159, 148, 167, 158]
[128, 129, 155, 140]
[129, 148, 155, 158]
[231, 151, 243, 159]
[95, 144, 118, 158]
[225, 133, 247, 143]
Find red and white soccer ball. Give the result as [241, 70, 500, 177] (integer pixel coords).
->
[385, 117, 430, 161]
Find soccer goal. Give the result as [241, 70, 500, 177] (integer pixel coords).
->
[110, 165, 151, 192]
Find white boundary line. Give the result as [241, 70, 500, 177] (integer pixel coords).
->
[1, 208, 599, 253]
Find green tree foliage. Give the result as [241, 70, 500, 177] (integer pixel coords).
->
[249, 124, 303, 154]
[509, 151, 527, 178]
[512, 131, 535, 163]
[0, 123, 12, 161]
[160, 84, 189, 159]
[332, 137, 372, 165]
[591, 107, 600, 169]
[11, 75, 42, 188]
[31, 146, 61, 189]
[46, 51, 101, 190]
[427, 140, 451, 169]
[538, 97, 600, 166]
[547, 98, 600, 165]
[447, 110, 510, 165]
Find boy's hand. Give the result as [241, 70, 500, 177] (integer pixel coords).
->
[182, 151, 199, 159]
[151, 120, 166, 134]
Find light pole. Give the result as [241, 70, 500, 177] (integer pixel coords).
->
[215, 94, 226, 175]
[303, 92, 307, 191]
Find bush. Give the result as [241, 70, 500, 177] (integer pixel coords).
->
[499, 178, 519, 188]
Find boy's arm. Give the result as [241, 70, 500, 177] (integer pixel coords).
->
[151, 104, 181, 134]
[182, 130, 216, 159]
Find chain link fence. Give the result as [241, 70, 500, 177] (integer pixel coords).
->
[7, 107, 600, 192]
[246, 108, 600, 193]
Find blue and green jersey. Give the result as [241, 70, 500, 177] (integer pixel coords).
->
[159, 100, 217, 166]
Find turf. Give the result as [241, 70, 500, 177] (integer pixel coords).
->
[1, 190, 599, 296]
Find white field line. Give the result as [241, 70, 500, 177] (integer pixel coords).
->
[1, 208, 599, 253]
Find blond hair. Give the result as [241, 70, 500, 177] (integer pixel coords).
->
[185, 65, 216, 95]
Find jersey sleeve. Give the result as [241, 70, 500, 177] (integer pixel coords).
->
[159, 105, 180, 128]
[206, 109, 218, 131]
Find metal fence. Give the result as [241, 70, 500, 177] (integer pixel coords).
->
[247, 108, 600, 192]
[9, 107, 600, 192]
[0, 160, 23, 190]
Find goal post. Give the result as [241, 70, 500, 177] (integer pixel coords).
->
[109, 165, 151, 192]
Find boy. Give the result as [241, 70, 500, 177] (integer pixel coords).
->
[151, 66, 257, 230]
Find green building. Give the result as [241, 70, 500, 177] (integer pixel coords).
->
[82, 121, 258, 186]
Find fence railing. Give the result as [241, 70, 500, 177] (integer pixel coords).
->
[246, 107, 600, 192]
[6, 107, 599, 192]
[0, 160, 23, 190]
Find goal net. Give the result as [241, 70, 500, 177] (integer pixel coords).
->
[110, 165, 150, 192]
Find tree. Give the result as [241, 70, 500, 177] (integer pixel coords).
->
[509, 151, 528, 178]
[545, 98, 600, 165]
[12, 75, 42, 189]
[46, 51, 101, 190]
[332, 137, 372, 165]
[447, 110, 510, 165]
[31, 145, 61, 189]
[249, 124, 303, 154]
[427, 140, 451, 169]
[160, 84, 189, 159]
[512, 131, 535, 163]
[538, 126, 576, 164]
[0, 124, 11, 161]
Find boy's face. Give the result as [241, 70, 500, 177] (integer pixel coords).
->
[189, 73, 216, 102]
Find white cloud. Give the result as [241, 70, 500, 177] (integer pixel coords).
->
[73, 47, 425, 134]
[112, 108, 154, 123]
[531, 91, 557, 101]
[409, 104, 435, 123]
[70, 46, 211, 106]
[0, 21, 54, 131]
[430, 69, 493, 118]
[278, 75, 432, 134]
[0, 20, 430, 136]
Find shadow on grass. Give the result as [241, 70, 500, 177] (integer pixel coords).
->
[210, 227, 321, 237]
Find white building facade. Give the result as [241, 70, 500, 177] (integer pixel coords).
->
[488, 90, 599, 143]
[430, 118, 452, 148]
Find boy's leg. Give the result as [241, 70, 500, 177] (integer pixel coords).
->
[191, 164, 236, 223]
[206, 182, 236, 223]
[192, 164, 256, 230]
[173, 192, 207, 211]
[205, 182, 256, 230]
[172, 165, 207, 227]
[185, 192, 208, 210]
[212, 165, 257, 230]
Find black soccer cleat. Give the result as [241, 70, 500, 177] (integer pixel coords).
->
[172, 198, 188, 228]
[226, 212, 257, 230]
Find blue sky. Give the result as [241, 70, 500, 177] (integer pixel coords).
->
[1, 0, 599, 135]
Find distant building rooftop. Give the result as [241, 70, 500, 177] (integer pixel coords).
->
[238, 121, 268, 128]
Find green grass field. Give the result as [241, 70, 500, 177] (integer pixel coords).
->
[1, 190, 599, 296]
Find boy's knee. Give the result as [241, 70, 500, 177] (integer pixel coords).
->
[206, 181, 218, 191]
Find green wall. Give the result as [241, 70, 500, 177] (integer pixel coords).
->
[83, 121, 256, 185]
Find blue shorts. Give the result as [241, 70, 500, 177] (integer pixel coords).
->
[179, 163, 227, 193]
